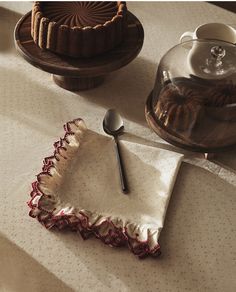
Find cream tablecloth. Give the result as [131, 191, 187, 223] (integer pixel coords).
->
[0, 2, 236, 292]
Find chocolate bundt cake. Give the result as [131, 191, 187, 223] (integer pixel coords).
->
[205, 82, 236, 107]
[204, 82, 236, 122]
[31, 1, 127, 58]
[155, 83, 204, 132]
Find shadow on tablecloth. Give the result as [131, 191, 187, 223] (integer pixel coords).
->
[0, 234, 73, 292]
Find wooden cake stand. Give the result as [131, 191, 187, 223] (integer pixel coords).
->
[14, 11, 144, 91]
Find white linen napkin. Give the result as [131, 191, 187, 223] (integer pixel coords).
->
[28, 119, 183, 258]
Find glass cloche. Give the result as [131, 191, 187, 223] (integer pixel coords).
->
[146, 39, 236, 153]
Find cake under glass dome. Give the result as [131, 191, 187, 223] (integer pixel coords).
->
[146, 39, 236, 153]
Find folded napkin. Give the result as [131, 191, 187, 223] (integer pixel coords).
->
[28, 119, 183, 258]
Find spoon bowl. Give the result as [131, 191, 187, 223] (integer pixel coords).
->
[103, 109, 124, 136]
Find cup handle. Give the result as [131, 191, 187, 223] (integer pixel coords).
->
[180, 31, 194, 43]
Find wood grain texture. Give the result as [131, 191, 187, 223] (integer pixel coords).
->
[14, 11, 144, 90]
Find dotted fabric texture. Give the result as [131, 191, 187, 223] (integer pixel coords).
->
[0, 2, 236, 292]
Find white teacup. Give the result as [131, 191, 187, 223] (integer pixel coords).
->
[180, 23, 236, 44]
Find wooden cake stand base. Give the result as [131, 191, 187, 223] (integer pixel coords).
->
[14, 11, 144, 91]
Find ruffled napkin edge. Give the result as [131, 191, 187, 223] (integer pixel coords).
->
[27, 118, 161, 258]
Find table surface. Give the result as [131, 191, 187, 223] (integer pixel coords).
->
[0, 2, 236, 292]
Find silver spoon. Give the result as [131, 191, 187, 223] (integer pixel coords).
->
[103, 109, 128, 194]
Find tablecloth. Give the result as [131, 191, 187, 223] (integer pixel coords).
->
[0, 2, 236, 292]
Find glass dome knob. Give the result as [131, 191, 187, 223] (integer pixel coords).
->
[203, 45, 226, 75]
[211, 45, 226, 59]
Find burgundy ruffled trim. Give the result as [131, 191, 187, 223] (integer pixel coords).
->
[28, 119, 161, 258]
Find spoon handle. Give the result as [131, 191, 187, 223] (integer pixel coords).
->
[114, 137, 128, 194]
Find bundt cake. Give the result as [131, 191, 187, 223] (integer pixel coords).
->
[155, 83, 204, 132]
[204, 81, 236, 122]
[205, 82, 236, 107]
